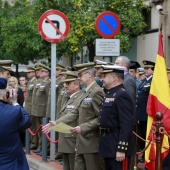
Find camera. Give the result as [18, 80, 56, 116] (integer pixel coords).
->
[6, 90, 14, 99]
[6, 91, 10, 99]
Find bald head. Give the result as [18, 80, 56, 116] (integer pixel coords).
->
[0, 89, 7, 100]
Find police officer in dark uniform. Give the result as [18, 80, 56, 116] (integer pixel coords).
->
[135, 60, 155, 153]
[98, 65, 134, 170]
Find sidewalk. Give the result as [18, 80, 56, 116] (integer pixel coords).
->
[26, 150, 63, 170]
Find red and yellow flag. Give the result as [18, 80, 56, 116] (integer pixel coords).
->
[145, 32, 170, 169]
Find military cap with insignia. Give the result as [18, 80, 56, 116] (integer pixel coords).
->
[62, 71, 78, 82]
[0, 60, 13, 71]
[34, 64, 43, 70]
[73, 62, 95, 73]
[94, 60, 107, 68]
[56, 64, 66, 71]
[142, 60, 155, 70]
[26, 66, 35, 73]
[137, 67, 144, 75]
[129, 61, 141, 69]
[41, 64, 51, 72]
[101, 65, 125, 74]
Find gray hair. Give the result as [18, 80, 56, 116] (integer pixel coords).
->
[117, 56, 131, 69]
[87, 68, 96, 77]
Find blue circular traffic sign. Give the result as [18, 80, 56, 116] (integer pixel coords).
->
[95, 11, 121, 38]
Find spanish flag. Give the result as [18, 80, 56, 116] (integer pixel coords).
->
[145, 32, 170, 169]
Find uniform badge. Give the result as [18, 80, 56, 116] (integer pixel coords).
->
[39, 85, 45, 91]
[83, 98, 92, 103]
[36, 83, 41, 88]
[105, 98, 115, 103]
[66, 105, 75, 109]
[28, 84, 34, 90]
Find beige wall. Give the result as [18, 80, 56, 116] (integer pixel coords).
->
[137, 0, 170, 66]
[137, 32, 159, 65]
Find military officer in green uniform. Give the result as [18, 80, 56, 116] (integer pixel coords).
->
[71, 62, 105, 170]
[0, 60, 13, 79]
[24, 66, 38, 149]
[94, 59, 108, 87]
[30, 64, 43, 150]
[25, 66, 36, 114]
[46, 64, 66, 119]
[32, 64, 51, 153]
[42, 71, 82, 170]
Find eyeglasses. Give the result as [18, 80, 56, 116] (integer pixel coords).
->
[78, 71, 89, 77]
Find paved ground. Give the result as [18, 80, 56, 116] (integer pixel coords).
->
[26, 150, 63, 170]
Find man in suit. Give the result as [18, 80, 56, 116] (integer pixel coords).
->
[42, 71, 82, 170]
[135, 60, 155, 153]
[114, 56, 136, 105]
[98, 65, 134, 170]
[0, 60, 13, 79]
[0, 85, 32, 170]
[71, 62, 105, 170]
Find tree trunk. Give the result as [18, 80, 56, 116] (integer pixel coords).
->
[15, 64, 19, 78]
[87, 41, 95, 62]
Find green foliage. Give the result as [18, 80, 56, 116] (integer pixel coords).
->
[0, 0, 148, 63]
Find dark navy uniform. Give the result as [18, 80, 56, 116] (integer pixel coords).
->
[98, 84, 134, 170]
[135, 77, 152, 151]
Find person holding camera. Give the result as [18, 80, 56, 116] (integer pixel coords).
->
[0, 78, 7, 89]
[0, 87, 32, 170]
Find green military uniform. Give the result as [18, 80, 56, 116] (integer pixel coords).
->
[24, 66, 38, 149]
[25, 67, 37, 113]
[73, 63, 105, 170]
[30, 65, 43, 149]
[31, 65, 51, 151]
[46, 64, 66, 118]
[55, 71, 82, 170]
[56, 84, 69, 119]
[46, 77, 64, 118]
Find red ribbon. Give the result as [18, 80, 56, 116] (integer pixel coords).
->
[28, 125, 58, 144]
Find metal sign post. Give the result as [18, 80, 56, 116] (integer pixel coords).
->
[50, 43, 57, 160]
[38, 9, 70, 161]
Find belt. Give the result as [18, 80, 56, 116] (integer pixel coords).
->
[99, 128, 118, 135]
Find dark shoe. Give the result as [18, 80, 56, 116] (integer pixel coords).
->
[30, 146, 37, 150]
[55, 154, 62, 159]
[37, 152, 50, 156]
[33, 149, 41, 153]
[60, 160, 63, 165]
[58, 159, 63, 162]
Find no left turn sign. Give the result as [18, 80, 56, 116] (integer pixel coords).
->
[38, 10, 70, 43]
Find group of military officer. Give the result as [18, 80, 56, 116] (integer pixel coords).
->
[0, 57, 165, 170]
[42, 56, 141, 170]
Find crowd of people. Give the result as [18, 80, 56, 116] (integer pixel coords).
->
[0, 56, 170, 170]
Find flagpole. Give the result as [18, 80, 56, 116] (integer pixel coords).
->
[154, 112, 163, 170]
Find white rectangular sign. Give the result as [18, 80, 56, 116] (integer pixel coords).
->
[95, 39, 120, 56]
